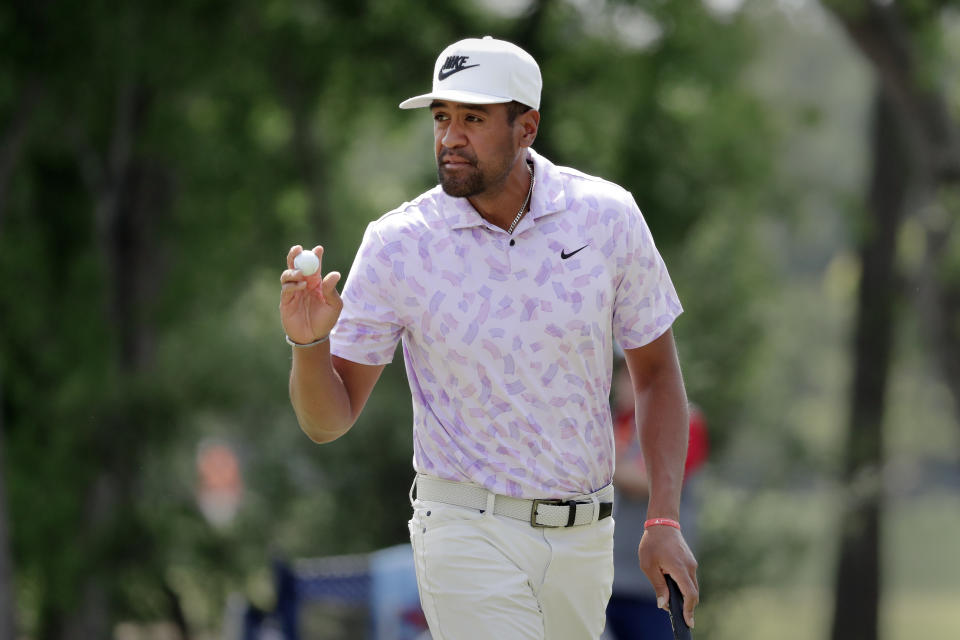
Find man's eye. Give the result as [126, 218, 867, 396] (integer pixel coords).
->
[466, 115, 482, 122]
[433, 113, 448, 122]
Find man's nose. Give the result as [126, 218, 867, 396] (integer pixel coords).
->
[441, 120, 467, 148]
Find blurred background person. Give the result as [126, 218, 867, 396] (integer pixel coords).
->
[606, 355, 709, 640]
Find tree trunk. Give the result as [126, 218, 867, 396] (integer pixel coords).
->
[162, 579, 191, 640]
[830, 87, 908, 640]
[825, 0, 960, 513]
[0, 375, 17, 640]
[0, 80, 41, 234]
[55, 78, 172, 640]
[0, 79, 38, 640]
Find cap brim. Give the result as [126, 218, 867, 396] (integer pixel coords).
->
[399, 89, 513, 109]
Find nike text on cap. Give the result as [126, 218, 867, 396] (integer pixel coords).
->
[399, 36, 541, 110]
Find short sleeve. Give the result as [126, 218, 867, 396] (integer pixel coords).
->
[330, 222, 405, 365]
[611, 198, 683, 349]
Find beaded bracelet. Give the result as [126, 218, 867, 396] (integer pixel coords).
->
[285, 334, 330, 348]
[644, 518, 681, 530]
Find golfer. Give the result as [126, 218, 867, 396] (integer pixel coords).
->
[280, 36, 698, 640]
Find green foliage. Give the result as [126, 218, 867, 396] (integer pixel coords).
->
[3, 0, 955, 637]
[0, 0, 779, 632]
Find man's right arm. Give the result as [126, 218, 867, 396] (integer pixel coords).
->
[289, 346, 385, 443]
[280, 244, 386, 442]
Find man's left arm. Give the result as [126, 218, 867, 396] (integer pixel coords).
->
[623, 328, 699, 628]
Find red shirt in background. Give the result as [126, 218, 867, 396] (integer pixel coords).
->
[613, 405, 709, 482]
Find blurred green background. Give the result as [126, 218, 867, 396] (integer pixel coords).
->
[1, 0, 958, 638]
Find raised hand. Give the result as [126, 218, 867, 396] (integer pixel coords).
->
[279, 245, 343, 345]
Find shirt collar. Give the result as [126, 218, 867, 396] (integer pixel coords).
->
[442, 148, 567, 231]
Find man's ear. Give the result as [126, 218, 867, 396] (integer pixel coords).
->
[517, 109, 540, 148]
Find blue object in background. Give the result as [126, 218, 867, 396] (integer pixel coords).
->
[369, 544, 429, 640]
[238, 544, 429, 640]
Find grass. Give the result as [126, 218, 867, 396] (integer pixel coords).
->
[698, 586, 960, 640]
[693, 488, 960, 640]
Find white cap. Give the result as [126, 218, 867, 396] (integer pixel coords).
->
[399, 36, 541, 110]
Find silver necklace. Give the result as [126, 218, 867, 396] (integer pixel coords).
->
[506, 162, 535, 235]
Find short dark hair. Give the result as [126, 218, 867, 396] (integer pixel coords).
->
[506, 100, 532, 125]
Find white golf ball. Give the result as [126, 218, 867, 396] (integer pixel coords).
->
[294, 250, 319, 276]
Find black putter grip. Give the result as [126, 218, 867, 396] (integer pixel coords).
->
[665, 574, 692, 640]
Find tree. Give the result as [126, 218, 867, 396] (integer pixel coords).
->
[0, 9, 44, 639]
[821, 2, 960, 638]
[0, 383, 16, 640]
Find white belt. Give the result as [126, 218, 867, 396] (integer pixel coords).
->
[413, 474, 614, 528]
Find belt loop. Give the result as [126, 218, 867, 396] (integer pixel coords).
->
[590, 495, 600, 525]
[484, 490, 496, 516]
[565, 501, 577, 527]
[409, 474, 418, 506]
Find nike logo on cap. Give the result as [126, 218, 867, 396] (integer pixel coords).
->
[438, 55, 480, 81]
[561, 245, 589, 260]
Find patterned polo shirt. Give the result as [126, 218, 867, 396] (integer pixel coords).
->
[330, 149, 682, 499]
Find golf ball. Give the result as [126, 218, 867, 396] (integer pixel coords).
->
[294, 250, 319, 276]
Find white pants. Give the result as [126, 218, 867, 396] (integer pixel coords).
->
[408, 497, 615, 640]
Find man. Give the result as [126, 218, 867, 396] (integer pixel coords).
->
[279, 37, 698, 640]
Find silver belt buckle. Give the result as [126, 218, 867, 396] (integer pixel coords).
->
[530, 498, 566, 528]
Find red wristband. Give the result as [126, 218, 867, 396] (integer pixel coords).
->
[644, 518, 681, 530]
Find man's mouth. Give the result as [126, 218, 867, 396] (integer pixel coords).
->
[439, 154, 475, 169]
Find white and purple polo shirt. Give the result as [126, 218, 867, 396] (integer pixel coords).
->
[331, 149, 682, 500]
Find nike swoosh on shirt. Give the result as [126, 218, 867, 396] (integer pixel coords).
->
[560, 245, 589, 260]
